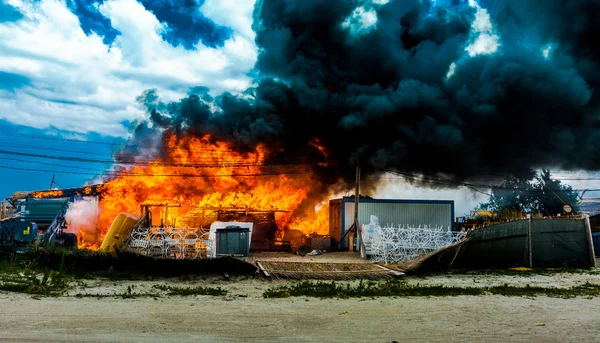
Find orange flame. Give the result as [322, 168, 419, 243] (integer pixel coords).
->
[91, 133, 331, 248]
[308, 137, 329, 167]
[32, 190, 63, 198]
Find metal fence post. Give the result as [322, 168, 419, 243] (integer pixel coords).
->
[584, 215, 596, 268]
[528, 214, 533, 268]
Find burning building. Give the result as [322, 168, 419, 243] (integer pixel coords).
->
[93, 134, 332, 250]
[14, 134, 333, 251]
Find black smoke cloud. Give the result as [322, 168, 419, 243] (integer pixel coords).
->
[124, 0, 600, 190]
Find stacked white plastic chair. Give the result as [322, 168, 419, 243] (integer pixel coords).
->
[368, 224, 467, 264]
[126, 226, 214, 259]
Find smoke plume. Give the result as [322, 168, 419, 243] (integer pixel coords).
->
[122, 0, 600, 190]
[65, 198, 100, 245]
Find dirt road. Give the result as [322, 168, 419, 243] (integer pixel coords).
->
[1, 289, 599, 342]
[2, 267, 600, 343]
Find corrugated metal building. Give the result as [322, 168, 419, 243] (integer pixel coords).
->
[329, 197, 454, 250]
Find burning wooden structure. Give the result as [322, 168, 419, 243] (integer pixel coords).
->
[4, 134, 335, 251]
[148, 205, 292, 252]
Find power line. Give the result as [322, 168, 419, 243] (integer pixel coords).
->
[0, 139, 239, 155]
[0, 141, 116, 156]
[0, 132, 239, 153]
[0, 149, 312, 168]
[0, 132, 125, 146]
[0, 165, 313, 178]
[0, 157, 104, 172]
[382, 170, 599, 193]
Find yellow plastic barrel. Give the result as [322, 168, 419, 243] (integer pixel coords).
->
[99, 213, 140, 252]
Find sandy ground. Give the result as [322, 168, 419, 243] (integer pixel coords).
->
[1, 290, 599, 343]
[2, 269, 600, 343]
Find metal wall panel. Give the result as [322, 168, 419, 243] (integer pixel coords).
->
[339, 199, 454, 249]
[454, 218, 592, 268]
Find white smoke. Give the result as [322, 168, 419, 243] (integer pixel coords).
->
[64, 197, 100, 245]
[373, 173, 489, 217]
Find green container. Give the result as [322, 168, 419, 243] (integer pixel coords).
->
[216, 227, 250, 257]
[20, 198, 68, 223]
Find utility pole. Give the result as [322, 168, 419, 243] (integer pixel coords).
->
[49, 174, 56, 190]
[331, 161, 362, 253]
[354, 161, 361, 253]
[527, 214, 533, 268]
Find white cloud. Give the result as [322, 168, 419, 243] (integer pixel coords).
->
[446, 62, 456, 79]
[465, 1, 500, 57]
[445, 1, 499, 80]
[0, 0, 258, 137]
[470, 5, 493, 32]
[342, 6, 378, 35]
[466, 32, 500, 57]
[542, 44, 553, 59]
[200, 0, 256, 41]
[0, 90, 133, 136]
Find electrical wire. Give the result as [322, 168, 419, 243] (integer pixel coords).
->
[382, 170, 597, 193]
[0, 165, 313, 178]
[0, 132, 237, 153]
[1, 133, 599, 192]
[0, 132, 125, 146]
[0, 149, 312, 168]
[0, 141, 116, 156]
[0, 157, 105, 172]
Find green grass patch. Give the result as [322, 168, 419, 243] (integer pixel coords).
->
[447, 267, 600, 276]
[486, 282, 600, 298]
[74, 284, 229, 298]
[74, 285, 158, 299]
[0, 269, 69, 296]
[263, 280, 600, 299]
[0, 253, 71, 296]
[152, 284, 228, 296]
[4, 248, 257, 279]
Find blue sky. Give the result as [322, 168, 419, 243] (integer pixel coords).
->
[0, 118, 121, 193]
[0, 0, 256, 198]
[0, 0, 598, 215]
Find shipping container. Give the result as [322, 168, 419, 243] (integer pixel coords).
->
[329, 197, 454, 250]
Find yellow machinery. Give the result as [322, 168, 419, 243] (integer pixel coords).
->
[470, 210, 493, 218]
[99, 213, 140, 252]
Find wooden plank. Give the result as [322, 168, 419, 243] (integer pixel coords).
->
[374, 264, 405, 277]
[256, 261, 270, 277]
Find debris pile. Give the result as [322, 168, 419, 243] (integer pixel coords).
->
[255, 260, 396, 280]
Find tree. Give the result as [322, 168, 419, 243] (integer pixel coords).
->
[477, 169, 579, 218]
